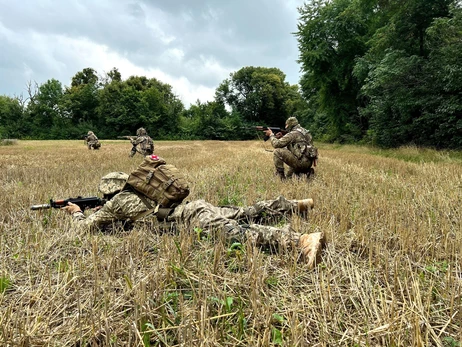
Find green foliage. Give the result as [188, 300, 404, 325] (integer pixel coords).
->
[297, 0, 373, 142]
[215, 66, 304, 127]
[0, 276, 12, 293]
[0, 95, 26, 139]
[443, 337, 461, 347]
[297, 0, 461, 148]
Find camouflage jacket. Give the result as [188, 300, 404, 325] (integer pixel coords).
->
[131, 135, 154, 154]
[269, 125, 313, 159]
[72, 191, 152, 230]
[86, 134, 98, 144]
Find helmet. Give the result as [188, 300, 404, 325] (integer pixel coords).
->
[136, 127, 147, 136]
[98, 172, 129, 195]
[285, 117, 299, 131]
[88, 131, 94, 135]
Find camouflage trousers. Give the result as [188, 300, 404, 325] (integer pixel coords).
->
[273, 148, 312, 178]
[168, 196, 302, 248]
[130, 147, 153, 157]
[87, 141, 100, 150]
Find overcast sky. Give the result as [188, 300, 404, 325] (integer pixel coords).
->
[0, 0, 305, 107]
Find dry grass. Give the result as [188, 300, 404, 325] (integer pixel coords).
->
[0, 140, 461, 346]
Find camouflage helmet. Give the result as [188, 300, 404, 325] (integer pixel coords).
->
[285, 117, 299, 130]
[88, 130, 94, 135]
[98, 172, 129, 195]
[136, 127, 147, 136]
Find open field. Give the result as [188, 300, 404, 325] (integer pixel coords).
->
[0, 140, 461, 346]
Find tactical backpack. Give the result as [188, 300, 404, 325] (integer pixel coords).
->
[306, 145, 318, 159]
[140, 136, 154, 154]
[125, 155, 189, 208]
[293, 128, 318, 160]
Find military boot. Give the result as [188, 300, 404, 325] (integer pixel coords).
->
[297, 198, 314, 213]
[298, 232, 325, 269]
[275, 168, 286, 180]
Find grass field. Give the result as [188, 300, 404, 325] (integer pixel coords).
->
[0, 140, 461, 346]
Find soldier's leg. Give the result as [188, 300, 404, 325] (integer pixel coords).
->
[169, 200, 242, 231]
[286, 167, 295, 179]
[242, 195, 314, 223]
[292, 158, 313, 177]
[244, 224, 301, 250]
[274, 148, 301, 180]
[272, 149, 287, 179]
[169, 199, 324, 265]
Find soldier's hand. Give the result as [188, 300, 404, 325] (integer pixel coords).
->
[275, 132, 283, 139]
[264, 129, 273, 137]
[61, 202, 82, 215]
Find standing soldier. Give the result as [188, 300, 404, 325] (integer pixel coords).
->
[264, 117, 318, 180]
[86, 131, 101, 150]
[129, 128, 154, 157]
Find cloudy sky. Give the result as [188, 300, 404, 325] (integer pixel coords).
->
[0, 0, 305, 107]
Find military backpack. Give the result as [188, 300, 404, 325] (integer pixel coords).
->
[125, 155, 189, 208]
[140, 136, 154, 154]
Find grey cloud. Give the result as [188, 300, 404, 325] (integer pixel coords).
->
[0, 0, 304, 102]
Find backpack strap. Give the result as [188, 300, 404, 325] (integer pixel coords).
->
[129, 189, 156, 221]
[130, 189, 174, 222]
[131, 205, 159, 222]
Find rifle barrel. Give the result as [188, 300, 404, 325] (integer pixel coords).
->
[30, 204, 51, 210]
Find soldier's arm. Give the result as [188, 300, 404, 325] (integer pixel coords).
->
[131, 136, 145, 145]
[269, 131, 295, 148]
[70, 200, 119, 231]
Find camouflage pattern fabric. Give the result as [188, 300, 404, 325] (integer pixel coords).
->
[130, 135, 154, 156]
[168, 196, 301, 247]
[72, 193, 302, 247]
[269, 125, 313, 177]
[71, 191, 151, 231]
[86, 132, 100, 150]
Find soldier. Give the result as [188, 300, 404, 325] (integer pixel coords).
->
[129, 128, 154, 157]
[86, 131, 101, 150]
[62, 171, 325, 269]
[264, 117, 317, 180]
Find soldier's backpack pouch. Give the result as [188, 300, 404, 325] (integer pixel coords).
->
[126, 155, 190, 207]
[306, 146, 318, 159]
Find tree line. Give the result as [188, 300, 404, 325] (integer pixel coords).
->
[1, 0, 461, 148]
[0, 66, 304, 141]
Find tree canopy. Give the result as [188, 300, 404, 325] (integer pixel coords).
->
[297, 0, 461, 148]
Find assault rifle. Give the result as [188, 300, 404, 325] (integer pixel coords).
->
[31, 196, 107, 211]
[117, 136, 136, 141]
[253, 126, 288, 141]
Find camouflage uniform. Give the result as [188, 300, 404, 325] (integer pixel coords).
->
[130, 128, 154, 157]
[86, 131, 100, 150]
[71, 192, 302, 249]
[269, 117, 314, 179]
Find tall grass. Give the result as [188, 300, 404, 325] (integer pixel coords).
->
[0, 140, 460, 346]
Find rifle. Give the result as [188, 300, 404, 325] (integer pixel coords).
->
[31, 196, 107, 211]
[117, 136, 136, 141]
[253, 126, 288, 141]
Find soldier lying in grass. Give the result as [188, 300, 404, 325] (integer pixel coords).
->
[61, 156, 325, 269]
